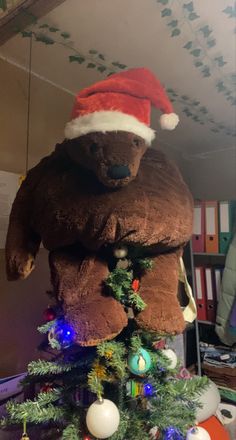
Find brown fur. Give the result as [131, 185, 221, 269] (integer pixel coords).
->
[6, 131, 193, 345]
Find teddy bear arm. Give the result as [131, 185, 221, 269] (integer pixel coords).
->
[136, 249, 185, 334]
[5, 154, 55, 281]
[5, 186, 41, 280]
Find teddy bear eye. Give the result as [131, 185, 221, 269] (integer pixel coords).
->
[90, 143, 100, 155]
[133, 137, 141, 147]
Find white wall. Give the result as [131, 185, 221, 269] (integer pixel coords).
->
[185, 148, 236, 200]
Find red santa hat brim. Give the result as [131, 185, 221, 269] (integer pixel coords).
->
[65, 110, 156, 145]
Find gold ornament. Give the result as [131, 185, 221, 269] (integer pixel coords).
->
[21, 434, 30, 440]
[93, 360, 108, 380]
[104, 349, 114, 359]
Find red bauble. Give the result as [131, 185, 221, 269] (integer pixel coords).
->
[43, 307, 56, 321]
[153, 339, 166, 350]
[83, 436, 91, 440]
[40, 384, 53, 393]
[132, 279, 140, 292]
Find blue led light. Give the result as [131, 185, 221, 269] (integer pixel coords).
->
[163, 426, 184, 440]
[56, 321, 75, 347]
[143, 382, 154, 397]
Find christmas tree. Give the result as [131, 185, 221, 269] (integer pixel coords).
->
[1, 252, 209, 440]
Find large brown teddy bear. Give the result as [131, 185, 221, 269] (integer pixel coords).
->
[5, 68, 193, 346]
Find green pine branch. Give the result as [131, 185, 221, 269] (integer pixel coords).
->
[106, 268, 146, 310]
[28, 359, 79, 375]
[97, 342, 127, 379]
[130, 335, 142, 353]
[62, 422, 82, 440]
[87, 370, 104, 399]
[38, 319, 57, 334]
[128, 291, 146, 311]
[5, 389, 64, 425]
[138, 258, 153, 270]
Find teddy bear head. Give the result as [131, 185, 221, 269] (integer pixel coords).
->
[64, 68, 179, 189]
[66, 130, 148, 188]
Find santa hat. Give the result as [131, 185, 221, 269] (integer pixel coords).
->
[65, 67, 179, 145]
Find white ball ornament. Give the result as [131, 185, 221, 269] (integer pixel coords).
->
[186, 426, 211, 440]
[161, 348, 178, 369]
[86, 399, 120, 439]
[195, 379, 220, 423]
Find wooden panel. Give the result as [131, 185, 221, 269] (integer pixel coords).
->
[0, 0, 66, 45]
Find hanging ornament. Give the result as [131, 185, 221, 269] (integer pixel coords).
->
[40, 383, 54, 393]
[20, 417, 30, 440]
[43, 306, 56, 322]
[126, 380, 143, 397]
[83, 436, 91, 440]
[113, 245, 128, 259]
[163, 426, 184, 440]
[149, 426, 160, 439]
[132, 279, 140, 292]
[86, 399, 120, 439]
[176, 366, 191, 380]
[153, 338, 166, 350]
[160, 348, 178, 369]
[48, 320, 74, 349]
[186, 426, 211, 440]
[128, 348, 152, 375]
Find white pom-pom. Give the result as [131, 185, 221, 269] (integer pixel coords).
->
[160, 112, 179, 130]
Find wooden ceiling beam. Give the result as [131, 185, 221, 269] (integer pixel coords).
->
[0, 0, 66, 45]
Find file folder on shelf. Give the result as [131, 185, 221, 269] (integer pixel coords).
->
[192, 201, 205, 252]
[219, 201, 236, 254]
[205, 201, 219, 253]
[205, 267, 217, 323]
[213, 267, 224, 302]
[195, 266, 207, 321]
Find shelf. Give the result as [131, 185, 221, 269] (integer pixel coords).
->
[198, 320, 215, 325]
[193, 252, 226, 257]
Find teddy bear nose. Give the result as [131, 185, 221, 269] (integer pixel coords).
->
[107, 165, 131, 180]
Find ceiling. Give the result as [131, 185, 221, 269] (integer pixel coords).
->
[0, 0, 236, 160]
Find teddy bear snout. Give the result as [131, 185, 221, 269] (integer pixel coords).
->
[107, 165, 131, 180]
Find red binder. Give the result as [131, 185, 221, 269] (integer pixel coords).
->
[205, 267, 217, 323]
[192, 201, 205, 252]
[194, 266, 207, 321]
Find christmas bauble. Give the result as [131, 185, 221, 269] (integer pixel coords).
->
[113, 245, 128, 259]
[48, 321, 74, 349]
[128, 348, 152, 375]
[161, 349, 178, 369]
[186, 426, 211, 440]
[149, 426, 160, 439]
[195, 379, 220, 423]
[86, 399, 120, 439]
[43, 306, 56, 322]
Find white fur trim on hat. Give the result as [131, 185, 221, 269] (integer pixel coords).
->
[65, 111, 155, 145]
[160, 113, 179, 130]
